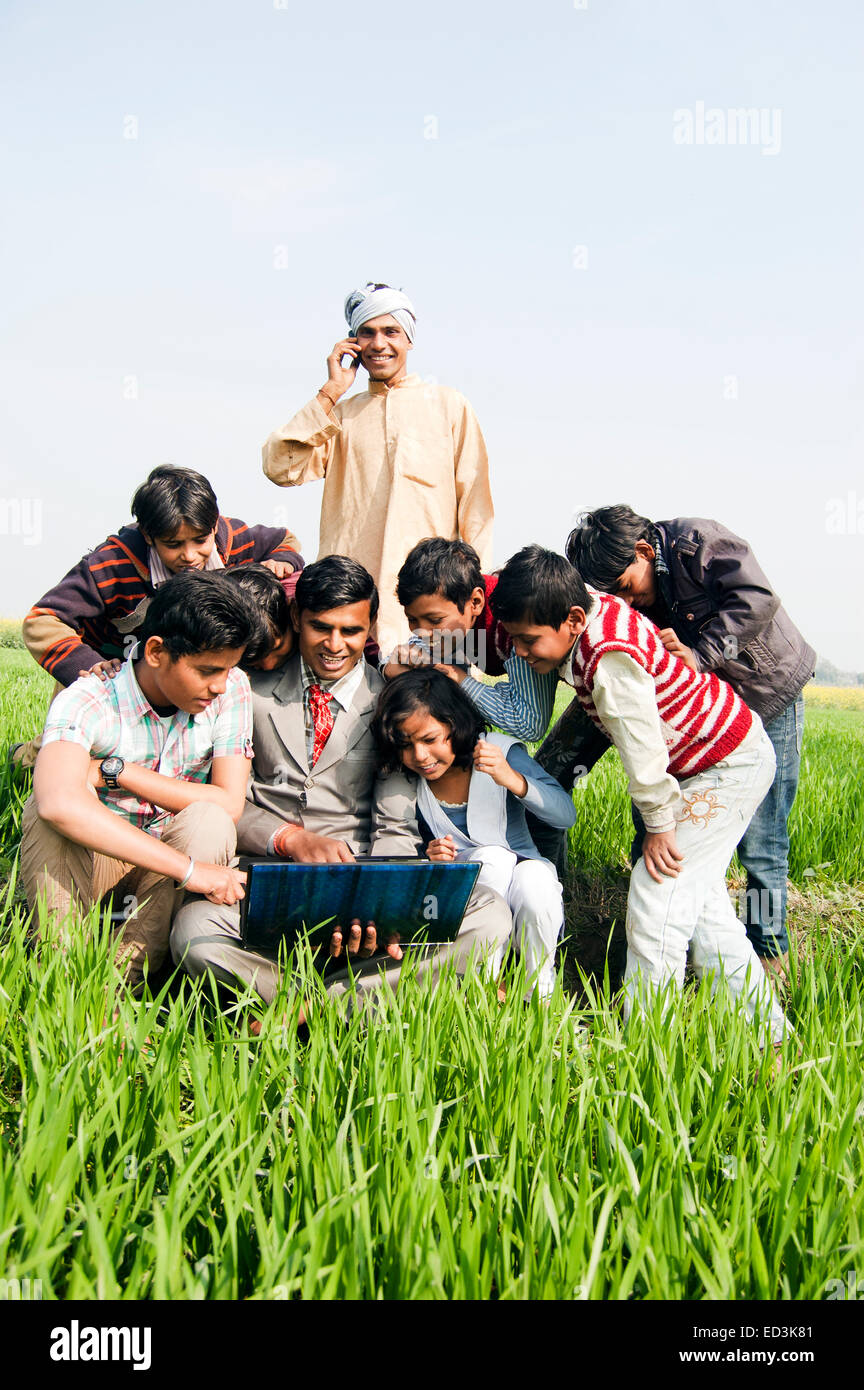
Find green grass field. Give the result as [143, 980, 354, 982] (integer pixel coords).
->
[1, 653, 863, 1300]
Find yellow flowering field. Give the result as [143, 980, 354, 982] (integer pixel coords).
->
[805, 684, 864, 711]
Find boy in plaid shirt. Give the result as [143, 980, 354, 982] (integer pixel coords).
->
[20, 571, 261, 991]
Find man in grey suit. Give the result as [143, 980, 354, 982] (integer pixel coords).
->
[170, 557, 510, 1013]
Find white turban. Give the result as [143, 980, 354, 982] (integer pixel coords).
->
[344, 283, 417, 343]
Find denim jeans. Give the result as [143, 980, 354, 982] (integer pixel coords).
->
[736, 695, 804, 958]
[631, 695, 804, 958]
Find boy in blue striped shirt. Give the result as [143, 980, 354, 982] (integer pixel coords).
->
[383, 538, 557, 741]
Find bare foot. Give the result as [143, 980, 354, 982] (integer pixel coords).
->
[244, 1002, 308, 1039]
[760, 953, 790, 992]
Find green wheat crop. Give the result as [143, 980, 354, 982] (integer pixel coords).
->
[1, 653, 862, 1300]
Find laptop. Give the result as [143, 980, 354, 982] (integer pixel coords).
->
[238, 857, 481, 967]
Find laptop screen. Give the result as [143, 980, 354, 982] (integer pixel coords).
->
[239, 858, 480, 962]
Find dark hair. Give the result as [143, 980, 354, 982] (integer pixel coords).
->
[372, 669, 486, 775]
[222, 564, 291, 666]
[131, 466, 220, 540]
[396, 537, 484, 610]
[565, 506, 656, 593]
[490, 545, 592, 628]
[137, 570, 263, 659]
[295, 555, 379, 622]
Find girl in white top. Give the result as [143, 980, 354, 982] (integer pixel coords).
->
[372, 670, 576, 1000]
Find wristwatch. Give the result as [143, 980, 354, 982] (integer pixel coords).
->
[100, 755, 125, 789]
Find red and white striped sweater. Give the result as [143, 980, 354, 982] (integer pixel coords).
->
[569, 591, 753, 780]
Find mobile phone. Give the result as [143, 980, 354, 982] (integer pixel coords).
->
[340, 339, 361, 370]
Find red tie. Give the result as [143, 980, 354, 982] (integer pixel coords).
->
[308, 684, 335, 765]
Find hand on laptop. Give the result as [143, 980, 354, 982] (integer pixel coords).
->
[273, 826, 356, 863]
[329, 918, 403, 964]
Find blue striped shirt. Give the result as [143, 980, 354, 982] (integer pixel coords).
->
[460, 652, 558, 742]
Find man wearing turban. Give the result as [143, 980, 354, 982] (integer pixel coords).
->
[262, 283, 494, 656]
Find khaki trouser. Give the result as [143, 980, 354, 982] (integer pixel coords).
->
[11, 681, 64, 770]
[20, 798, 237, 990]
[170, 882, 513, 1012]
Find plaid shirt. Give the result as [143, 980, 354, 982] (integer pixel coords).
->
[42, 657, 253, 835]
[299, 657, 365, 766]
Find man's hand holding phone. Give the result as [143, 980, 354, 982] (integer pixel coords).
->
[319, 338, 362, 410]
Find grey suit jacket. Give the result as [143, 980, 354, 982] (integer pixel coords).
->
[238, 654, 420, 858]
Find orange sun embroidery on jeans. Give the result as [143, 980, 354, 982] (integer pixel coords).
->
[676, 790, 725, 828]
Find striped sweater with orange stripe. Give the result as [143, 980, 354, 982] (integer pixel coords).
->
[24, 516, 303, 687]
[569, 591, 753, 780]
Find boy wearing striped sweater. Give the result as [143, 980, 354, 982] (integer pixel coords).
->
[491, 546, 787, 1043]
[12, 466, 303, 769]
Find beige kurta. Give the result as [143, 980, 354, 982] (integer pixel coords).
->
[262, 374, 494, 655]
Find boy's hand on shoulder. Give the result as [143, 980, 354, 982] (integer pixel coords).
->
[80, 658, 123, 681]
[658, 629, 697, 671]
[642, 830, 684, 882]
[261, 558, 294, 579]
[427, 835, 457, 862]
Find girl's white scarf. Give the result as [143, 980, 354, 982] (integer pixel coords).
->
[416, 732, 519, 852]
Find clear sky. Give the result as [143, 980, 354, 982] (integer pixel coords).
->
[1, 0, 862, 667]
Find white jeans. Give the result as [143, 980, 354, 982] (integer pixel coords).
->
[457, 845, 564, 1000]
[624, 722, 788, 1043]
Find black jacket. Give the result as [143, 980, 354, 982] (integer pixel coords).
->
[651, 518, 815, 724]
[534, 515, 815, 788]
